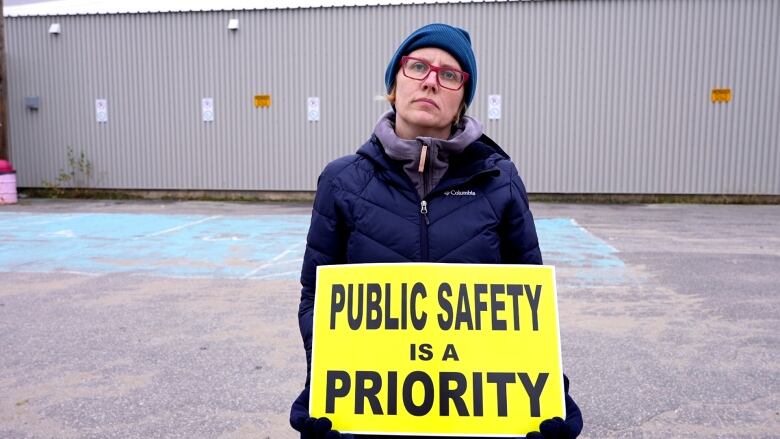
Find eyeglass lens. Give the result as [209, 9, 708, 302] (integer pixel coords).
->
[403, 59, 464, 90]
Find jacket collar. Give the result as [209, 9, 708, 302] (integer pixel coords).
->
[373, 110, 484, 165]
[357, 132, 509, 197]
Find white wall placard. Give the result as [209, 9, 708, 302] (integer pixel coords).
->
[307, 97, 320, 122]
[488, 94, 501, 120]
[95, 99, 108, 123]
[202, 98, 214, 122]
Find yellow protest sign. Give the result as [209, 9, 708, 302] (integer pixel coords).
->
[309, 263, 565, 437]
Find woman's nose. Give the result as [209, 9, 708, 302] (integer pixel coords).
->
[421, 70, 439, 90]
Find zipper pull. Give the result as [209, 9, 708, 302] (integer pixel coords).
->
[420, 200, 429, 225]
[418, 143, 428, 173]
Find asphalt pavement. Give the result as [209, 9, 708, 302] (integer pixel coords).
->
[1, 199, 778, 438]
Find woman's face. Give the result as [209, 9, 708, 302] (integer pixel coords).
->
[394, 47, 465, 139]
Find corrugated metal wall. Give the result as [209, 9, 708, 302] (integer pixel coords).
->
[6, 0, 779, 193]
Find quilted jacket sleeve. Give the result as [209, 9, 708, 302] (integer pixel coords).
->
[500, 163, 543, 265]
[563, 374, 584, 436]
[298, 161, 350, 387]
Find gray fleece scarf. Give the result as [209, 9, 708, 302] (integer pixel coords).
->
[373, 110, 484, 200]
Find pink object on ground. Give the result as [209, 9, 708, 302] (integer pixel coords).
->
[0, 159, 14, 173]
[0, 160, 18, 204]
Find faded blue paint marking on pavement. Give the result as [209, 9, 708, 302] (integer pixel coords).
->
[0, 213, 309, 279]
[537, 218, 623, 267]
[0, 213, 624, 282]
[537, 218, 626, 285]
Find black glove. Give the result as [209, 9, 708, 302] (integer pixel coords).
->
[525, 416, 578, 439]
[524, 375, 583, 439]
[298, 416, 353, 439]
[290, 387, 355, 439]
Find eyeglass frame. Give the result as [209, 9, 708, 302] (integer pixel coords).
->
[399, 56, 470, 91]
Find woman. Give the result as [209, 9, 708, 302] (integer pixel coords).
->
[290, 23, 583, 439]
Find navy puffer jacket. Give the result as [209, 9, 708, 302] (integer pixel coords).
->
[293, 134, 582, 438]
[298, 133, 541, 382]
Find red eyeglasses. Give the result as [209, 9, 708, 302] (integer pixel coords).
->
[400, 56, 469, 91]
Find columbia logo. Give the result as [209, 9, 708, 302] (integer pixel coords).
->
[444, 190, 476, 196]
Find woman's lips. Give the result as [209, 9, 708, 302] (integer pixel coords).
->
[414, 98, 439, 109]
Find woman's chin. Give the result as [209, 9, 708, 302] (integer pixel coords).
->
[403, 111, 447, 130]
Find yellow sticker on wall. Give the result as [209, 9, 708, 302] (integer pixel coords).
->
[309, 263, 565, 437]
[254, 94, 271, 108]
[711, 88, 732, 103]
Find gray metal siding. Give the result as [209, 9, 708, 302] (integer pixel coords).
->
[6, 0, 779, 193]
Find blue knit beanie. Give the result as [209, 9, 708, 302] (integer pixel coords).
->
[385, 23, 477, 107]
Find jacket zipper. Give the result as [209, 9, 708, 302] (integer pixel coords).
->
[420, 200, 429, 261]
[418, 142, 431, 262]
[419, 142, 430, 196]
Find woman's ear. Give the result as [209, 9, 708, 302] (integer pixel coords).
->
[453, 100, 467, 125]
[385, 86, 397, 106]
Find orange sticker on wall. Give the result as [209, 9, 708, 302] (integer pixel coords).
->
[254, 95, 271, 108]
[711, 88, 732, 103]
